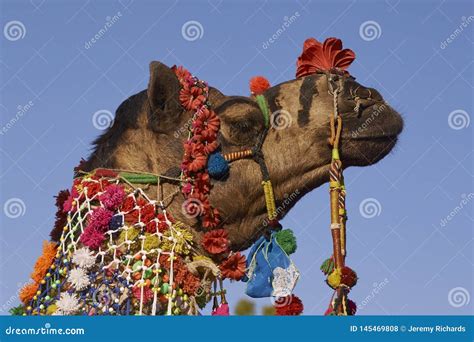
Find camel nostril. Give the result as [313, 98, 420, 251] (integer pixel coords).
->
[364, 88, 383, 102]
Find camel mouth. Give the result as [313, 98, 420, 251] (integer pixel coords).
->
[339, 104, 403, 166]
[341, 134, 399, 166]
[345, 103, 404, 141]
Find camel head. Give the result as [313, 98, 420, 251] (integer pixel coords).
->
[82, 39, 403, 253]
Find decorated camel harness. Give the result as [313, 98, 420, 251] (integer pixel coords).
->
[15, 37, 359, 316]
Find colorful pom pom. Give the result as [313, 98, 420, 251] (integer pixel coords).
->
[347, 299, 357, 315]
[320, 257, 335, 275]
[275, 229, 297, 255]
[207, 152, 229, 179]
[19, 283, 38, 304]
[211, 303, 230, 316]
[327, 268, 342, 289]
[249, 76, 271, 95]
[340, 266, 358, 288]
[275, 294, 304, 316]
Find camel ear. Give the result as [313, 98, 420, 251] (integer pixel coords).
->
[147, 61, 182, 132]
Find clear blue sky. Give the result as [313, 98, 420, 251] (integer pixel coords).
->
[0, 0, 472, 315]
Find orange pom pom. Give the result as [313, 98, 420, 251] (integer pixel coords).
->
[19, 282, 38, 304]
[250, 76, 270, 95]
[31, 241, 57, 283]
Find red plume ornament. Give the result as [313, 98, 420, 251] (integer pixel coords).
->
[249, 76, 271, 95]
[296, 37, 356, 78]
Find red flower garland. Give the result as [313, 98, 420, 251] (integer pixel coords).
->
[174, 66, 230, 255]
[220, 252, 246, 280]
[202, 229, 229, 255]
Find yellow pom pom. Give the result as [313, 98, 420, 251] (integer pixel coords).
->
[327, 268, 342, 289]
[46, 304, 57, 315]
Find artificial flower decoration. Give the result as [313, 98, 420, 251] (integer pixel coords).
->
[220, 252, 246, 280]
[211, 303, 230, 316]
[99, 184, 125, 210]
[296, 37, 356, 78]
[81, 178, 110, 198]
[93, 168, 118, 178]
[55, 292, 80, 315]
[132, 286, 154, 304]
[274, 294, 304, 316]
[86, 207, 114, 232]
[179, 83, 207, 111]
[62, 186, 80, 213]
[19, 282, 38, 304]
[161, 222, 194, 254]
[347, 299, 357, 315]
[31, 241, 57, 283]
[202, 229, 229, 254]
[340, 266, 358, 288]
[50, 189, 70, 241]
[172, 65, 191, 84]
[249, 76, 271, 95]
[182, 273, 201, 294]
[71, 247, 96, 269]
[80, 226, 105, 250]
[67, 268, 90, 291]
[202, 206, 221, 229]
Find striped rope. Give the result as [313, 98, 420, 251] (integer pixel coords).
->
[223, 149, 253, 162]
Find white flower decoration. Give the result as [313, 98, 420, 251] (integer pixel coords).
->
[67, 267, 90, 290]
[55, 292, 80, 315]
[72, 247, 96, 269]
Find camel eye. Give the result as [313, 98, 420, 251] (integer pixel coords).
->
[226, 117, 260, 145]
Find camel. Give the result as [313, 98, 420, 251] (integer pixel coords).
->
[16, 38, 403, 316]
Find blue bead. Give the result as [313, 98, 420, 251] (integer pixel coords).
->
[207, 152, 229, 179]
[109, 214, 124, 229]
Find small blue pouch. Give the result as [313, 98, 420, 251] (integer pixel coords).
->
[244, 234, 299, 298]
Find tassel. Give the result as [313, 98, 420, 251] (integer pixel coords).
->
[262, 180, 277, 220]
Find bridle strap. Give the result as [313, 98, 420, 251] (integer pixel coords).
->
[222, 101, 279, 230]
